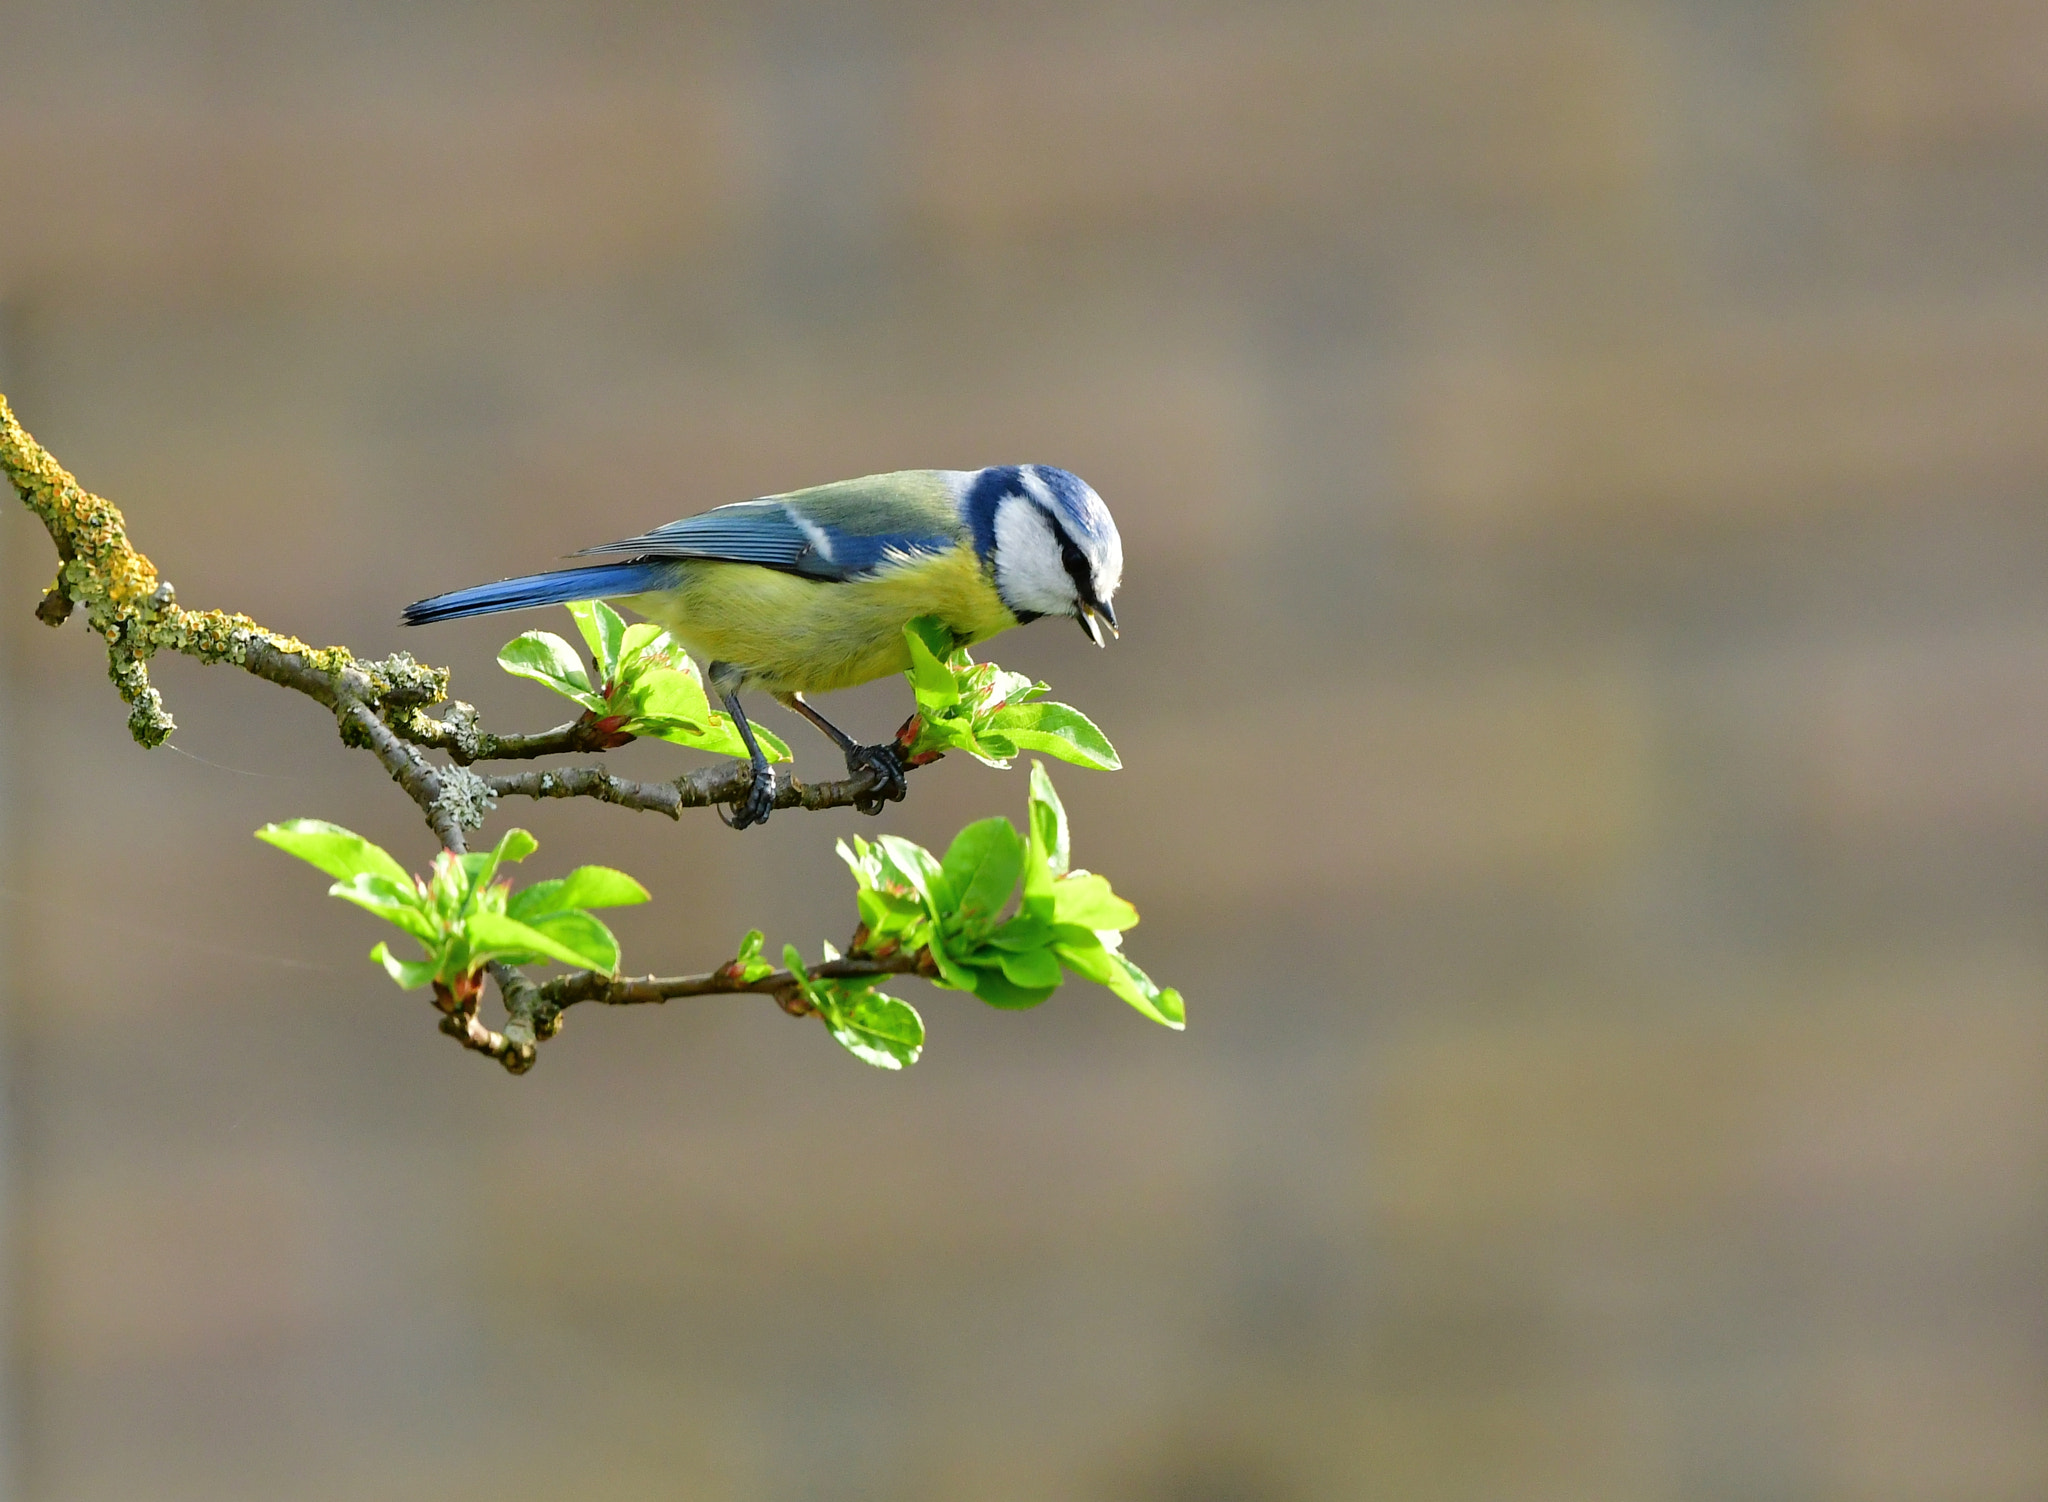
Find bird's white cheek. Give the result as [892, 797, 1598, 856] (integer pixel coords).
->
[992, 498, 1077, 616]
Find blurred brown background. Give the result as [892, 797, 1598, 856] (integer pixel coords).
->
[4, 1, 2048, 1498]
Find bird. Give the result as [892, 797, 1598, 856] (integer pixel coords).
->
[403, 465, 1123, 828]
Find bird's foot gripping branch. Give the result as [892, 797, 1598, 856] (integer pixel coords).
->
[1, 394, 1180, 1073]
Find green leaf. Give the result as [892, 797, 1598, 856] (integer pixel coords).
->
[903, 618, 960, 707]
[876, 835, 953, 914]
[498, 631, 604, 711]
[837, 835, 883, 888]
[733, 929, 776, 983]
[995, 943, 1062, 990]
[1022, 761, 1070, 918]
[457, 827, 538, 919]
[327, 873, 440, 941]
[1028, 762, 1071, 875]
[508, 865, 650, 920]
[519, 909, 622, 974]
[370, 941, 438, 990]
[619, 621, 670, 664]
[566, 600, 628, 680]
[993, 702, 1121, 770]
[635, 711, 792, 762]
[940, 817, 1026, 924]
[1050, 872, 1139, 931]
[610, 715, 681, 746]
[504, 879, 563, 922]
[1048, 925, 1117, 984]
[967, 966, 1059, 1010]
[553, 864, 650, 910]
[1104, 953, 1186, 1030]
[625, 664, 712, 729]
[987, 914, 1053, 951]
[967, 731, 1018, 767]
[816, 987, 925, 1070]
[465, 910, 619, 972]
[756, 722, 796, 762]
[905, 614, 958, 671]
[256, 819, 415, 889]
[993, 671, 1046, 708]
[855, 889, 927, 944]
[489, 828, 539, 866]
[911, 716, 978, 761]
[424, 849, 463, 919]
[921, 926, 980, 992]
[749, 721, 796, 762]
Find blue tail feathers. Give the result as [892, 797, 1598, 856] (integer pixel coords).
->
[402, 560, 674, 626]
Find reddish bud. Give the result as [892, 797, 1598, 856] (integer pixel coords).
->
[575, 709, 638, 750]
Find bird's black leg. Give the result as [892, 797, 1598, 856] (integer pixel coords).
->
[777, 693, 908, 816]
[718, 685, 779, 829]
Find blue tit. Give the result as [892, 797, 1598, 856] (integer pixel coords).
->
[403, 465, 1123, 827]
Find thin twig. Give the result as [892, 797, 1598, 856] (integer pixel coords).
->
[483, 760, 910, 819]
[387, 704, 618, 764]
[542, 951, 934, 1010]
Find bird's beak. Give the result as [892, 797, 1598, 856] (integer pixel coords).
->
[1077, 602, 1117, 647]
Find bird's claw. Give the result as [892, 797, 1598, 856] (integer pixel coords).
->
[846, 741, 909, 816]
[723, 764, 780, 829]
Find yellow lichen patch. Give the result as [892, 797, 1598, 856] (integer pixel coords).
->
[0, 403, 156, 606]
[2, 392, 447, 746]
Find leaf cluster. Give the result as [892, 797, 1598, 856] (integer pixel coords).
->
[498, 600, 791, 761]
[255, 765, 1184, 1072]
[816, 762, 1181, 1071]
[900, 617, 1120, 771]
[255, 819, 647, 991]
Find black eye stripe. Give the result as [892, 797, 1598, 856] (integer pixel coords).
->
[1056, 526, 1096, 607]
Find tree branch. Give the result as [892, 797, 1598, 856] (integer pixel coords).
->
[386, 703, 622, 763]
[1, 392, 939, 1073]
[543, 950, 934, 1011]
[0, 393, 918, 831]
[480, 760, 921, 819]
[437, 952, 936, 1075]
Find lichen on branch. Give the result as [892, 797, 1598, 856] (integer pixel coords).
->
[0, 392, 446, 748]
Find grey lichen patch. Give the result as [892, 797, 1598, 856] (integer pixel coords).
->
[360, 652, 447, 707]
[432, 764, 498, 831]
[420, 700, 485, 761]
[111, 653, 175, 745]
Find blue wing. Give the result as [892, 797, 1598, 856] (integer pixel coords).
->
[576, 471, 967, 583]
[404, 470, 977, 626]
[577, 499, 830, 573]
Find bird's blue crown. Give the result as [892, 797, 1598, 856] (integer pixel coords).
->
[963, 465, 1115, 563]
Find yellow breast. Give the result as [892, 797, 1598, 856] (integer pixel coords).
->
[621, 547, 1019, 695]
